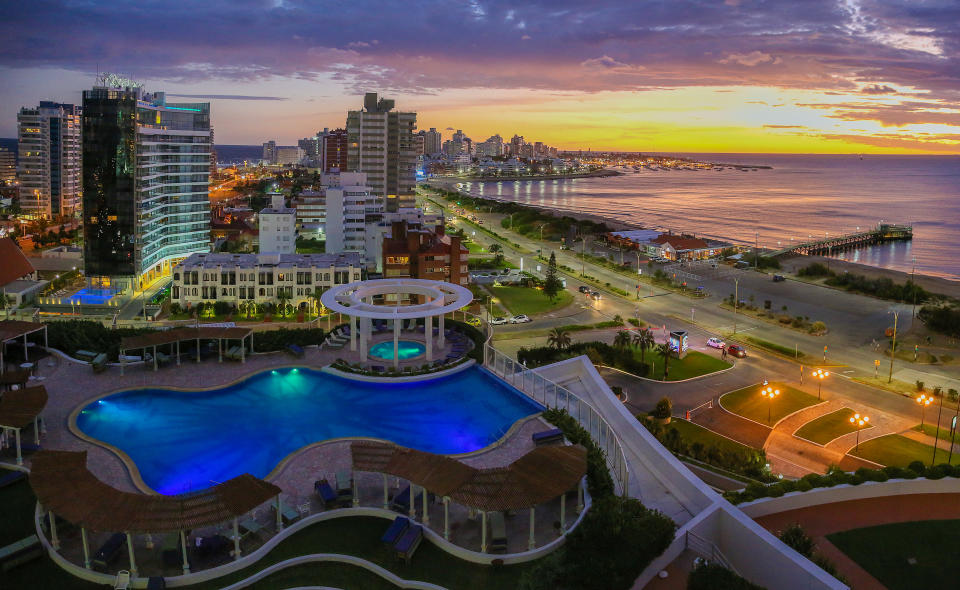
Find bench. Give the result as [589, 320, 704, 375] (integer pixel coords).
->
[91, 353, 108, 374]
[0, 535, 42, 572]
[532, 428, 564, 446]
[380, 516, 410, 546]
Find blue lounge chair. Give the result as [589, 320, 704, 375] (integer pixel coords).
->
[92, 533, 126, 571]
[287, 344, 305, 358]
[380, 516, 410, 545]
[532, 428, 564, 446]
[314, 479, 338, 507]
[393, 524, 423, 564]
[390, 485, 424, 514]
[0, 470, 26, 488]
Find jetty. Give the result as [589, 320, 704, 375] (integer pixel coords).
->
[771, 223, 912, 257]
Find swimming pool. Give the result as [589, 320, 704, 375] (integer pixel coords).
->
[368, 340, 427, 361]
[75, 367, 542, 495]
[68, 288, 116, 305]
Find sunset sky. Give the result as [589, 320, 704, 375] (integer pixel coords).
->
[2, 0, 959, 153]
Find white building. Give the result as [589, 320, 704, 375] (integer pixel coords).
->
[258, 206, 296, 254]
[276, 146, 303, 166]
[296, 189, 325, 239]
[17, 101, 82, 220]
[323, 172, 380, 264]
[172, 251, 364, 310]
[346, 93, 417, 212]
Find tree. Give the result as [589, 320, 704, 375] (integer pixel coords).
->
[543, 252, 563, 302]
[488, 243, 504, 265]
[652, 397, 672, 420]
[613, 329, 631, 350]
[657, 342, 671, 380]
[547, 327, 571, 351]
[632, 328, 655, 363]
[310, 286, 326, 319]
[276, 288, 291, 318]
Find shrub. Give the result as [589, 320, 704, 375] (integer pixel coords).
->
[809, 320, 827, 334]
[252, 327, 325, 352]
[907, 460, 926, 475]
[653, 397, 673, 420]
[688, 562, 766, 590]
[797, 262, 833, 278]
[779, 523, 814, 557]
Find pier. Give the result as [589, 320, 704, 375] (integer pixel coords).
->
[771, 223, 912, 257]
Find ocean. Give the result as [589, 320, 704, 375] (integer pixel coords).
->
[457, 154, 960, 281]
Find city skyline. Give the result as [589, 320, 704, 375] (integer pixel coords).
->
[1, 1, 959, 153]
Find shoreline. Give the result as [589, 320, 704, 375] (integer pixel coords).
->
[427, 169, 622, 183]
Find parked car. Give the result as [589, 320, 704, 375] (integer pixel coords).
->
[706, 337, 726, 349]
[465, 317, 482, 327]
[590, 291, 602, 300]
[510, 314, 531, 324]
[578, 285, 591, 294]
[772, 274, 786, 282]
[727, 344, 747, 358]
[490, 316, 509, 325]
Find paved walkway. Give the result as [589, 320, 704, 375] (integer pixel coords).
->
[754, 493, 960, 590]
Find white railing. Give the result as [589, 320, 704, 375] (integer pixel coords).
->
[686, 529, 738, 575]
[484, 344, 629, 495]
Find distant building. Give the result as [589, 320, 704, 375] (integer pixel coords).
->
[381, 221, 468, 285]
[82, 76, 211, 293]
[346, 92, 417, 212]
[258, 206, 296, 254]
[262, 140, 277, 164]
[17, 101, 82, 220]
[295, 189, 325, 239]
[423, 127, 442, 156]
[319, 127, 347, 172]
[275, 146, 303, 166]
[298, 135, 320, 166]
[606, 230, 724, 261]
[0, 148, 15, 185]
[323, 172, 379, 263]
[171, 251, 364, 310]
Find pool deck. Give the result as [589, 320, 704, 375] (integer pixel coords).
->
[6, 344, 571, 579]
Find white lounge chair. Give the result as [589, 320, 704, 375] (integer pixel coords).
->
[114, 570, 131, 589]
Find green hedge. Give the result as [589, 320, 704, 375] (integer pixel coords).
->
[45, 320, 155, 361]
[724, 463, 960, 504]
[518, 341, 649, 376]
[252, 327, 325, 352]
[688, 563, 765, 590]
[642, 419, 773, 481]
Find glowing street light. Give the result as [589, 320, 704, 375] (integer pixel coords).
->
[917, 393, 933, 428]
[849, 413, 869, 451]
[761, 385, 780, 423]
[812, 368, 829, 400]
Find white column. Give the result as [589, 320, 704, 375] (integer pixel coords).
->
[81, 527, 91, 569]
[359, 318, 368, 362]
[382, 474, 389, 509]
[439, 313, 445, 347]
[126, 532, 137, 577]
[409, 484, 417, 519]
[180, 530, 190, 574]
[350, 315, 357, 351]
[560, 493, 566, 533]
[393, 319, 400, 370]
[276, 497, 283, 530]
[15, 428, 22, 465]
[233, 518, 241, 560]
[352, 472, 359, 507]
[422, 487, 430, 526]
[196, 339, 201, 363]
[443, 497, 450, 541]
[480, 511, 487, 553]
[49, 510, 59, 550]
[529, 507, 536, 550]
[425, 316, 433, 361]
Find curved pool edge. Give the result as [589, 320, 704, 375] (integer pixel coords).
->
[319, 359, 474, 382]
[68, 362, 543, 495]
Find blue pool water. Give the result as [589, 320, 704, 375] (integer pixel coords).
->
[75, 367, 542, 494]
[68, 288, 116, 305]
[368, 340, 427, 361]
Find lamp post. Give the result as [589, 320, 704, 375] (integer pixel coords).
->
[761, 385, 780, 423]
[917, 393, 932, 428]
[733, 277, 739, 334]
[888, 309, 899, 383]
[848, 413, 869, 452]
[812, 368, 829, 400]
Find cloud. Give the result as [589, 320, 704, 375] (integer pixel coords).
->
[167, 94, 288, 101]
[817, 132, 960, 152]
[763, 124, 805, 129]
[860, 84, 896, 95]
[799, 100, 960, 127]
[580, 55, 644, 71]
[720, 51, 775, 67]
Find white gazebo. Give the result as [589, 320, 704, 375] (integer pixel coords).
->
[321, 279, 473, 369]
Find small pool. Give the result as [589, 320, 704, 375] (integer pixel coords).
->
[368, 340, 427, 361]
[75, 367, 542, 494]
[68, 288, 116, 305]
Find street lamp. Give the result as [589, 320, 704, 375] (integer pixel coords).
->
[917, 393, 932, 428]
[812, 368, 829, 400]
[888, 309, 899, 383]
[848, 413, 869, 452]
[761, 385, 780, 423]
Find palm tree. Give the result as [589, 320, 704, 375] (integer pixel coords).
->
[632, 328, 655, 363]
[310, 286, 326, 319]
[276, 288, 291, 318]
[657, 342, 672, 380]
[547, 327, 571, 351]
[489, 243, 504, 265]
[613, 329, 632, 350]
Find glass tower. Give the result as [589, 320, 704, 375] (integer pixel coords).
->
[82, 77, 211, 293]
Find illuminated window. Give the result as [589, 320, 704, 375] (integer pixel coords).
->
[107, 215, 118, 222]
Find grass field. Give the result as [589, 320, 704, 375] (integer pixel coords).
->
[661, 417, 758, 455]
[794, 408, 872, 446]
[828, 520, 960, 590]
[488, 285, 572, 316]
[850, 434, 960, 468]
[657, 350, 731, 381]
[720, 383, 821, 425]
[463, 241, 487, 254]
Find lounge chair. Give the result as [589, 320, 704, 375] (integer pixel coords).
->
[314, 479, 338, 507]
[114, 569, 131, 590]
[91, 353, 108, 374]
[335, 470, 352, 494]
[489, 512, 508, 553]
[75, 350, 98, 362]
[274, 503, 300, 524]
[532, 428, 564, 446]
[92, 533, 126, 571]
[155, 351, 170, 366]
[0, 535, 41, 572]
[393, 523, 423, 564]
[390, 485, 423, 514]
[224, 346, 243, 361]
[239, 516, 263, 537]
[380, 516, 410, 545]
[286, 344, 305, 358]
[0, 470, 26, 488]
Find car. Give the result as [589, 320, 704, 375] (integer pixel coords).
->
[772, 274, 786, 282]
[490, 316, 509, 325]
[707, 337, 726, 349]
[510, 314, 531, 324]
[727, 344, 747, 358]
[590, 291, 602, 300]
[465, 317, 482, 327]
[578, 285, 591, 294]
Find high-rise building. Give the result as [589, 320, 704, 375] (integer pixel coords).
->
[258, 206, 297, 254]
[0, 148, 15, 186]
[210, 126, 218, 176]
[298, 135, 320, 166]
[424, 127, 442, 156]
[16, 101, 82, 219]
[262, 140, 277, 164]
[413, 132, 425, 156]
[319, 128, 348, 172]
[322, 171, 379, 262]
[346, 92, 417, 212]
[82, 75, 211, 293]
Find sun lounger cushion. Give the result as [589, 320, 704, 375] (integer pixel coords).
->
[92, 533, 126, 571]
[287, 344, 305, 358]
[314, 479, 337, 505]
[380, 516, 410, 545]
[532, 428, 564, 445]
[393, 524, 423, 563]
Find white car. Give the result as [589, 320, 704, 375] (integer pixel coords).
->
[490, 316, 509, 325]
[510, 314, 531, 324]
[706, 337, 726, 349]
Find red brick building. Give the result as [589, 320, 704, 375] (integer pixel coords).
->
[321, 128, 348, 172]
[382, 221, 468, 285]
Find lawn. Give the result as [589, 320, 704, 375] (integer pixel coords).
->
[463, 241, 487, 254]
[827, 520, 960, 590]
[489, 285, 572, 316]
[720, 383, 821, 425]
[794, 408, 872, 446]
[850, 434, 960, 468]
[662, 417, 758, 455]
[657, 350, 731, 381]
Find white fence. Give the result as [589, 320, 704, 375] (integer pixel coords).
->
[484, 344, 629, 495]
